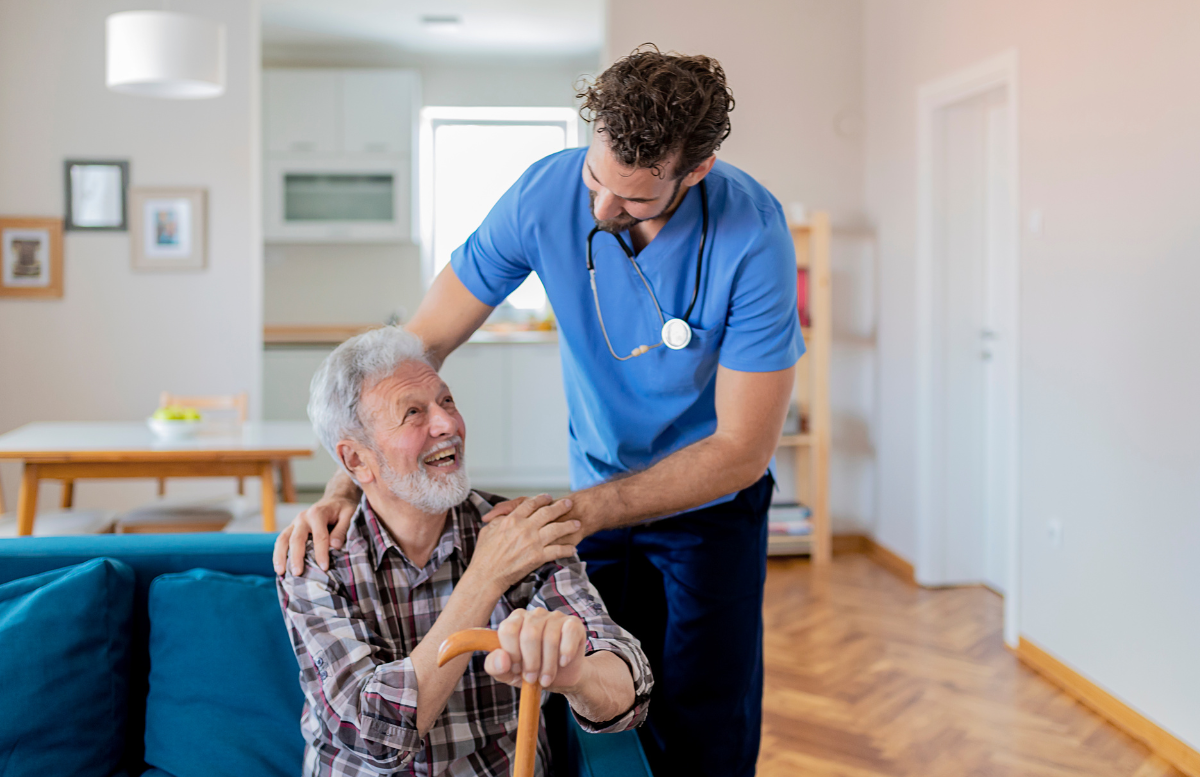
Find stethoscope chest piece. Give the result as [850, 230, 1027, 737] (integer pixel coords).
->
[662, 318, 692, 350]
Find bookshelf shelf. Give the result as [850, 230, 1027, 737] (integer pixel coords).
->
[768, 213, 831, 561]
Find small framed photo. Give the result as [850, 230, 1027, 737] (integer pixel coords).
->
[64, 159, 129, 231]
[0, 217, 64, 298]
[129, 187, 207, 271]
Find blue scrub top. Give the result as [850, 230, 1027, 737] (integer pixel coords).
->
[452, 147, 805, 506]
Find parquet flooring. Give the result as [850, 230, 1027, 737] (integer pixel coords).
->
[758, 554, 1185, 777]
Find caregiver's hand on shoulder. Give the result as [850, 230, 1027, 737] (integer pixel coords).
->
[484, 608, 587, 691]
[469, 495, 577, 591]
[273, 496, 357, 576]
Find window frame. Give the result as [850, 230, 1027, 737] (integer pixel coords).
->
[417, 106, 582, 294]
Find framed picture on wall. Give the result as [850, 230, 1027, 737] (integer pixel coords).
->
[64, 159, 129, 231]
[129, 187, 207, 271]
[0, 217, 64, 298]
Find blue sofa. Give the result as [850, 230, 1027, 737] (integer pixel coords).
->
[0, 534, 651, 777]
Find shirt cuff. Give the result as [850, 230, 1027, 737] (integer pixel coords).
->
[570, 641, 653, 733]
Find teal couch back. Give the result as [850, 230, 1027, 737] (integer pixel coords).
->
[0, 534, 279, 775]
[0, 534, 651, 777]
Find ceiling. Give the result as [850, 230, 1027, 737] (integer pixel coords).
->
[261, 0, 605, 58]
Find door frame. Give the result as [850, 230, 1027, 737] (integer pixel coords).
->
[915, 50, 1021, 645]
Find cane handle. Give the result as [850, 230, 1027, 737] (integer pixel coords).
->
[438, 627, 539, 777]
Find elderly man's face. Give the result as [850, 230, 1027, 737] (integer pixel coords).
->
[356, 360, 468, 512]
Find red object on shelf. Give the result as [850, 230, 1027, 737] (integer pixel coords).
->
[797, 268, 811, 328]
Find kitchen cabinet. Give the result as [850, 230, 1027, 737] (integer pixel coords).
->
[262, 68, 419, 243]
[263, 68, 418, 157]
[263, 338, 570, 493]
[341, 70, 418, 155]
[264, 70, 340, 155]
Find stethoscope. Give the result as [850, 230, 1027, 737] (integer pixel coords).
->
[586, 179, 708, 361]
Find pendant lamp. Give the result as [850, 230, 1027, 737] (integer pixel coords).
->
[106, 11, 226, 99]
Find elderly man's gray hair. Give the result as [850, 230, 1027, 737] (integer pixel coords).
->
[307, 326, 432, 466]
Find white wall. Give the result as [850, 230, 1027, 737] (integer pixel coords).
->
[607, 0, 876, 532]
[260, 46, 598, 326]
[0, 0, 261, 511]
[864, 0, 1200, 751]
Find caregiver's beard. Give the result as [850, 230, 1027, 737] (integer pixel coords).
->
[590, 176, 684, 234]
[377, 437, 470, 515]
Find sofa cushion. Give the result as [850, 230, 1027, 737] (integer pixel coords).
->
[144, 569, 305, 777]
[0, 558, 135, 777]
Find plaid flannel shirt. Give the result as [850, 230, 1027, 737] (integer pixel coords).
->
[277, 490, 652, 777]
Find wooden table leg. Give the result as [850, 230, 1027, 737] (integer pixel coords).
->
[61, 480, 75, 509]
[260, 461, 277, 532]
[17, 464, 40, 536]
[278, 460, 296, 503]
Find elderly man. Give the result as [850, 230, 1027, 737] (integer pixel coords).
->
[277, 326, 652, 776]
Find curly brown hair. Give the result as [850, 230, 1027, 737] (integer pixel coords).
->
[578, 45, 735, 179]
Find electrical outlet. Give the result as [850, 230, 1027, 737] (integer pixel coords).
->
[1047, 518, 1064, 549]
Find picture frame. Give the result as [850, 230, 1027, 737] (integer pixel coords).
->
[0, 217, 64, 299]
[64, 159, 129, 231]
[129, 187, 208, 271]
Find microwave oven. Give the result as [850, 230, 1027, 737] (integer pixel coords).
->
[263, 157, 413, 244]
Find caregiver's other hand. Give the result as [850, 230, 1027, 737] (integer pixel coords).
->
[484, 608, 588, 691]
[272, 495, 357, 576]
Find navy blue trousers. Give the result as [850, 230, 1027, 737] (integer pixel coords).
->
[576, 474, 773, 777]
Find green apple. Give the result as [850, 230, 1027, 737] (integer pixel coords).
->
[153, 405, 202, 421]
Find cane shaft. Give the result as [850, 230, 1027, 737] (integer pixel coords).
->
[514, 680, 541, 777]
[438, 628, 541, 777]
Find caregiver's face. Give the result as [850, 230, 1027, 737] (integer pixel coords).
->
[582, 132, 683, 234]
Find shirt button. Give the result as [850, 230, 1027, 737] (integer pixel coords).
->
[316, 657, 324, 667]
[319, 669, 328, 680]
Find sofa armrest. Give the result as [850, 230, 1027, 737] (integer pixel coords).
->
[565, 713, 653, 777]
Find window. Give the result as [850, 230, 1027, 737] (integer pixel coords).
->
[419, 107, 580, 312]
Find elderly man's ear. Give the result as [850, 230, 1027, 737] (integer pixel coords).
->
[336, 440, 378, 486]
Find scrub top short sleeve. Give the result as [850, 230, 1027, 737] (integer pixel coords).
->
[717, 205, 805, 373]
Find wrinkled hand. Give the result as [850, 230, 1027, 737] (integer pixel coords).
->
[484, 608, 588, 691]
[273, 496, 358, 576]
[482, 493, 593, 548]
[470, 494, 578, 592]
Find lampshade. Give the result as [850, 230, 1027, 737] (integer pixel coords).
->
[106, 11, 226, 99]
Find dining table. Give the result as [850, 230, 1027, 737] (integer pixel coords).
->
[0, 421, 317, 536]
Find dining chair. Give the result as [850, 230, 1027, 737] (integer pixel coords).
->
[114, 391, 278, 535]
[0, 476, 117, 537]
[156, 391, 250, 496]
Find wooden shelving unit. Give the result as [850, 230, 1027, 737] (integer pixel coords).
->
[768, 212, 831, 562]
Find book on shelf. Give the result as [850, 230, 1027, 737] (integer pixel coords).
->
[769, 520, 812, 536]
[797, 268, 811, 328]
[768, 502, 812, 536]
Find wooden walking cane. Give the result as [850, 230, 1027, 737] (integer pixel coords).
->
[438, 628, 540, 777]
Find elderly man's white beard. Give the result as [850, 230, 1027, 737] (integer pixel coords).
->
[377, 437, 470, 514]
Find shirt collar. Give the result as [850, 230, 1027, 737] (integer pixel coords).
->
[360, 494, 469, 574]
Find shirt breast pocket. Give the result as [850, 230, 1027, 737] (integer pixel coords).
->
[642, 321, 722, 396]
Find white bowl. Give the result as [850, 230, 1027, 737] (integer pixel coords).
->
[147, 417, 202, 440]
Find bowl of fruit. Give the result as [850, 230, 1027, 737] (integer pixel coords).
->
[147, 405, 203, 440]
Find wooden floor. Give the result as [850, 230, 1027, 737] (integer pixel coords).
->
[758, 554, 1184, 777]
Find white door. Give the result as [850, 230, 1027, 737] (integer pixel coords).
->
[929, 86, 1014, 592]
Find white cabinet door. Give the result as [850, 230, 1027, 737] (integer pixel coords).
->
[264, 70, 339, 155]
[342, 70, 418, 155]
[439, 345, 509, 481]
[508, 344, 570, 486]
